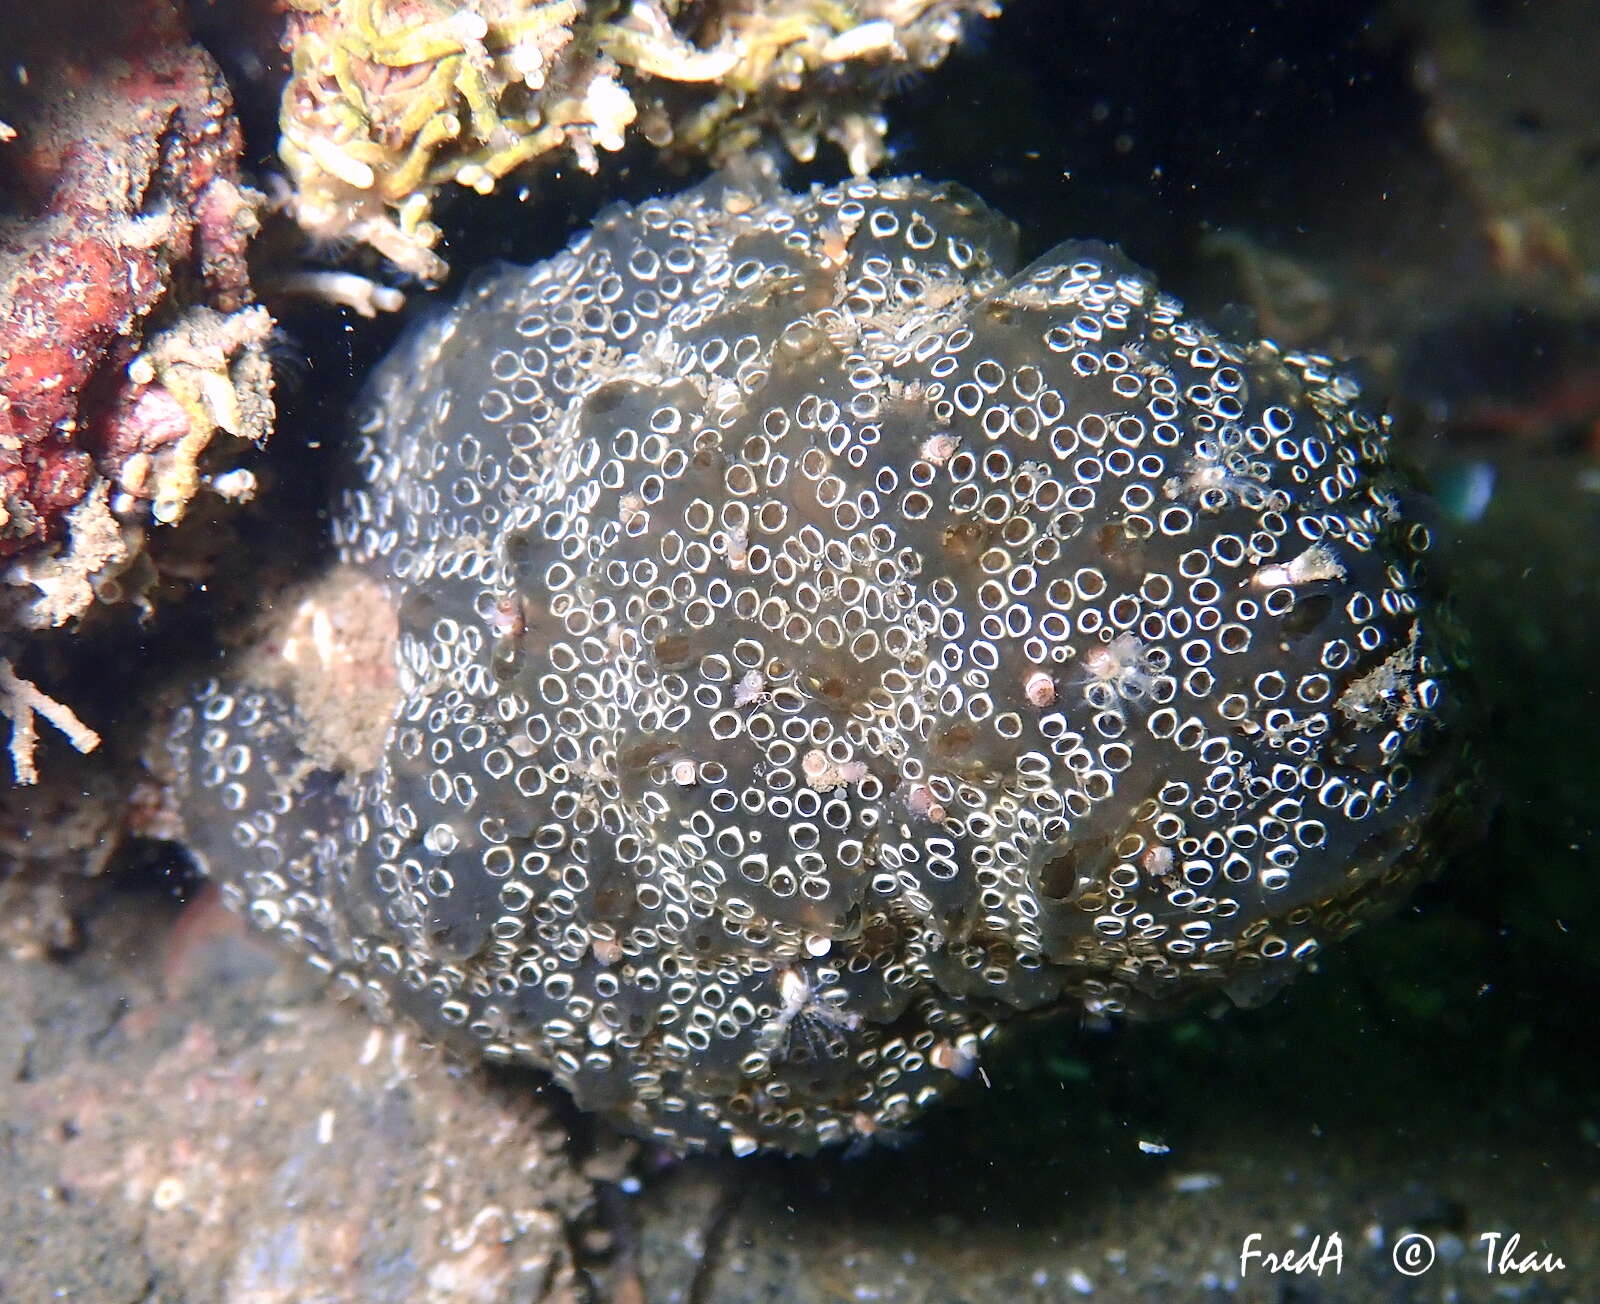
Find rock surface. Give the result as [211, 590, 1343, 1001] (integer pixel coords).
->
[0, 885, 592, 1304]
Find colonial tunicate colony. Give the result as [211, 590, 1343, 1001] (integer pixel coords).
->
[168, 176, 1465, 1154]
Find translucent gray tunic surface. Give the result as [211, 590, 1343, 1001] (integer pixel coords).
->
[169, 175, 1464, 1154]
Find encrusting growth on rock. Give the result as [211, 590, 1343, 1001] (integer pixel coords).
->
[168, 175, 1470, 1155]
[274, 0, 1000, 276]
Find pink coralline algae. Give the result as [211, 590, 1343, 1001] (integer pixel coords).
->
[0, 0, 271, 584]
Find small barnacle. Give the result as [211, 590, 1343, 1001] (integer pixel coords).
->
[801, 748, 866, 791]
[920, 432, 959, 466]
[487, 594, 524, 639]
[1077, 632, 1157, 712]
[1165, 443, 1264, 512]
[618, 493, 647, 529]
[1141, 844, 1175, 879]
[1024, 669, 1055, 708]
[732, 668, 767, 707]
[905, 783, 948, 824]
[817, 218, 856, 267]
[756, 967, 863, 1063]
[928, 1037, 979, 1077]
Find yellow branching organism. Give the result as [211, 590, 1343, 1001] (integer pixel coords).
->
[277, 0, 999, 277]
[0, 659, 100, 786]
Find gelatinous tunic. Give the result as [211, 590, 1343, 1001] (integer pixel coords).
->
[168, 176, 1464, 1154]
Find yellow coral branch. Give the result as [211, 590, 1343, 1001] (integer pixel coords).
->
[275, 0, 999, 276]
[594, 24, 741, 82]
[0, 660, 100, 786]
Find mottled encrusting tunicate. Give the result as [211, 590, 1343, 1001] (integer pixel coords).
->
[168, 176, 1467, 1154]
